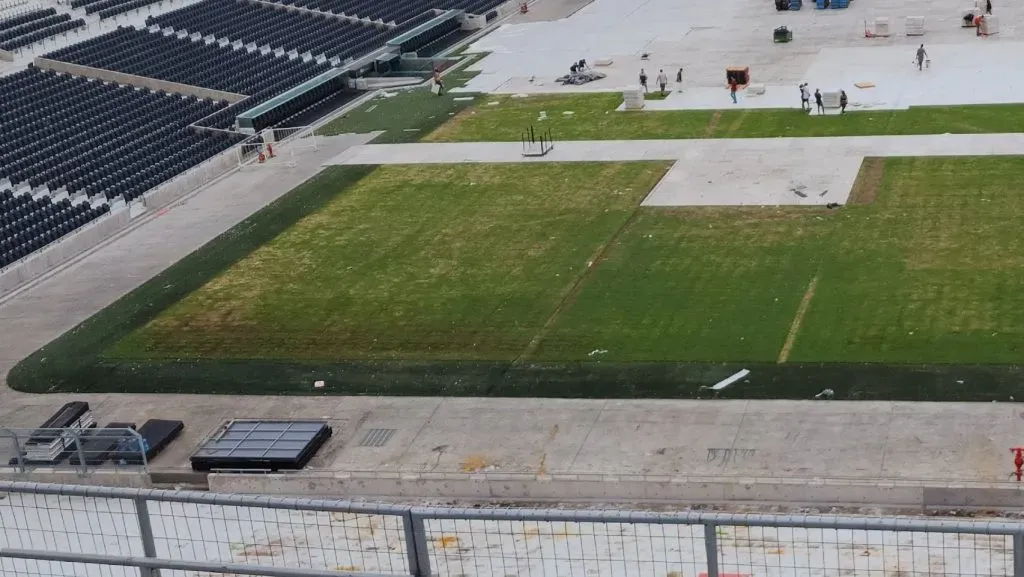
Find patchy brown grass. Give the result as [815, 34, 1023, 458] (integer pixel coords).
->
[848, 157, 886, 205]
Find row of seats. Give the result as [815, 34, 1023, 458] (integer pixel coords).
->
[413, 25, 468, 57]
[49, 27, 327, 96]
[0, 190, 110, 269]
[96, 0, 161, 18]
[0, 5, 52, 30]
[0, 11, 69, 42]
[0, 15, 83, 50]
[262, 0, 505, 24]
[147, 0, 396, 61]
[48, 27, 331, 130]
[395, 13, 456, 53]
[0, 67, 244, 204]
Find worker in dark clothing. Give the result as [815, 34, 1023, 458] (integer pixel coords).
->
[986, 0, 992, 14]
[639, 69, 648, 93]
[814, 89, 824, 115]
[916, 44, 928, 70]
[839, 90, 848, 114]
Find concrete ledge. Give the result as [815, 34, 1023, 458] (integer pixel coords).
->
[0, 49, 12, 62]
[142, 145, 239, 210]
[0, 468, 151, 488]
[35, 57, 247, 103]
[208, 471, 1024, 508]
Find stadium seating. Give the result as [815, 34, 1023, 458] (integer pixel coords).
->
[0, 8, 84, 50]
[0, 6, 55, 30]
[259, 0, 506, 25]
[0, 189, 110, 268]
[3, 0, 495, 269]
[147, 0, 395, 61]
[49, 27, 328, 99]
[48, 27, 335, 129]
[0, 67, 243, 204]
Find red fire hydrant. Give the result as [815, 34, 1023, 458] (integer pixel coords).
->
[1011, 448, 1024, 481]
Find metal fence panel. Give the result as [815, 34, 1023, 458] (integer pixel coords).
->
[2, 482, 1024, 577]
[0, 428, 147, 476]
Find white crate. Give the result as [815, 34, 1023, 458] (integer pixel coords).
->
[874, 17, 890, 36]
[622, 89, 645, 110]
[906, 16, 925, 35]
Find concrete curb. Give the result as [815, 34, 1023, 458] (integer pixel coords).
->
[206, 471, 1024, 508]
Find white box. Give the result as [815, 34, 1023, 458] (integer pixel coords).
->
[874, 17, 890, 36]
[622, 89, 645, 110]
[982, 14, 999, 33]
[905, 16, 925, 35]
[821, 91, 841, 108]
[746, 83, 766, 95]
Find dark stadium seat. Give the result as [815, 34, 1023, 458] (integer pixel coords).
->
[0, 67, 246, 269]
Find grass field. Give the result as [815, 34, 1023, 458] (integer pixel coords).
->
[108, 156, 1024, 366]
[15, 155, 1024, 399]
[109, 163, 672, 361]
[424, 93, 1024, 142]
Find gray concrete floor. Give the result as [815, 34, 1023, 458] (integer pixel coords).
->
[326, 134, 1024, 206]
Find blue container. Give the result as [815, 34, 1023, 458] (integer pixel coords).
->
[816, 0, 827, 8]
[789, 0, 802, 9]
[831, 0, 848, 8]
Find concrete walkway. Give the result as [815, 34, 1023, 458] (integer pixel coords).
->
[326, 134, 1024, 206]
[3, 132, 1024, 506]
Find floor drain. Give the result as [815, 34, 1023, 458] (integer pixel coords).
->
[359, 428, 397, 447]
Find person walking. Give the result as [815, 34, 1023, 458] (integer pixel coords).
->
[800, 83, 810, 111]
[676, 68, 683, 83]
[814, 88, 824, 115]
[986, 0, 992, 14]
[839, 90, 848, 114]
[639, 69, 648, 93]
[656, 69, 668, 95]
[729, 77, 739, 103]
[916, 44, 928, 70]
[433, 68, 444, 96]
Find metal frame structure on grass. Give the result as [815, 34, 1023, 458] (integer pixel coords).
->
[3, 481, 1024, 577]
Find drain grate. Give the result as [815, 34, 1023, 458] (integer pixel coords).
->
[359, 428, 397, 447]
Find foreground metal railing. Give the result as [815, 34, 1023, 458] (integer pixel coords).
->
[1, 480, 1022, 577]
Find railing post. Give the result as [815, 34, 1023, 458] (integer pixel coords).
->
[403, 511, 431, 577]
[704, 522, 719, 577]
[1014, 534, 1024, 577]
[135, 498, 161, 577]
[1, 429, 24, 473]
[70, 429, 87, 476]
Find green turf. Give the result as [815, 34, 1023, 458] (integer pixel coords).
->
[111, 156, 1024, 367]
[16, 156, 1024, 400]
[424, 93, 1024, 142]
[319, 88, 476, 144]
[109, 162, 671, 362]
[791, 156, 1024, 363]
[533, 207, 837, 362]
[319, 53, 487, 143]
